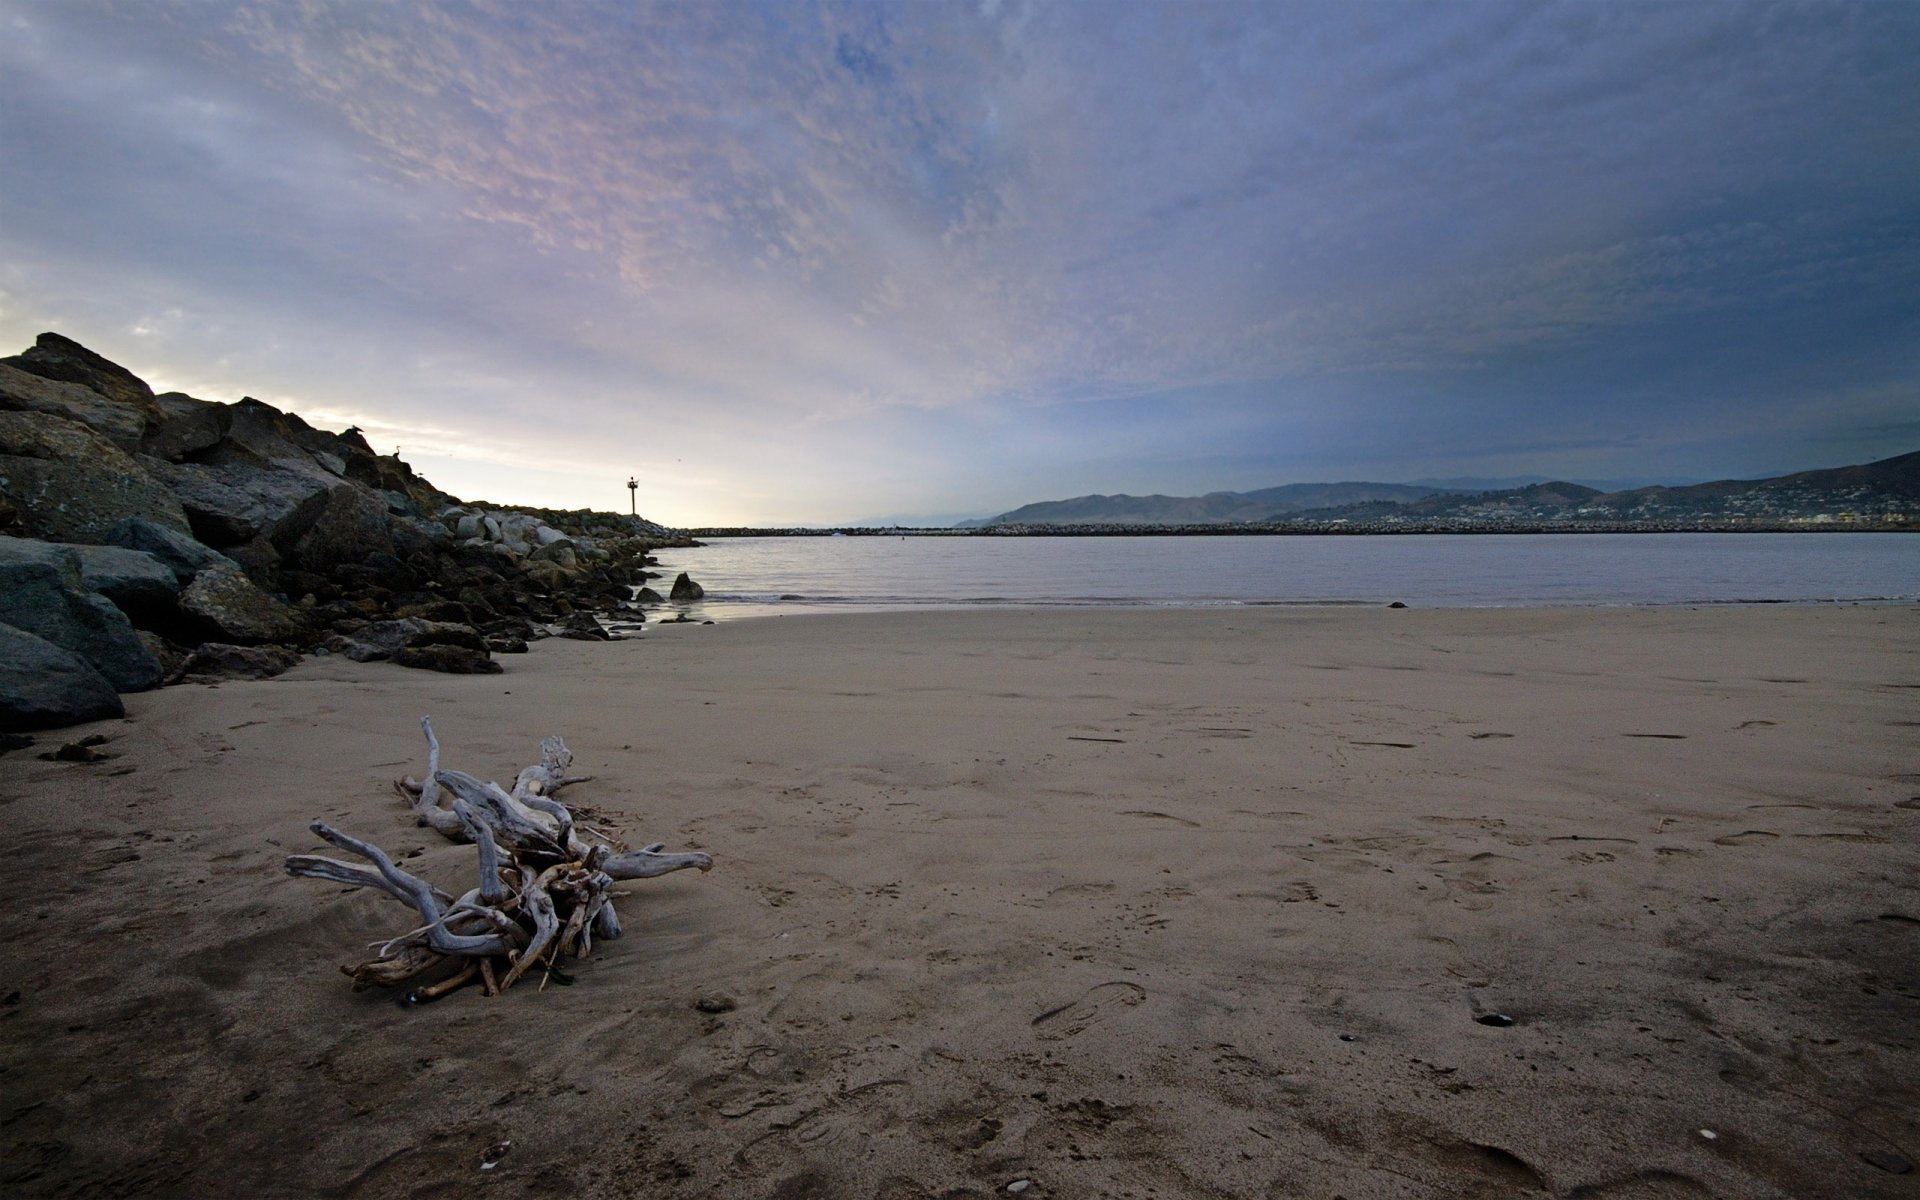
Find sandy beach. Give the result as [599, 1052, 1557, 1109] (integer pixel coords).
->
[2, 603, 1915, 1199]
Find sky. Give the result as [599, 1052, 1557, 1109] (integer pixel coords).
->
[1, 1, 1916, 527]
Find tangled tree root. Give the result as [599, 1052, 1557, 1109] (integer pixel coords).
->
[285, 716, 711, 1000]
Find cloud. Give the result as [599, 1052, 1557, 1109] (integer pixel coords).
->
[0, 0, 1915, 521]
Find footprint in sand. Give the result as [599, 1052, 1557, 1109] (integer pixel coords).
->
[1032, 981, 1147, 1040]
[1469, 732, 1514, 740]
[1713, 830, 1779, 846]
[1120, 810, 1200, 827]
[1622, 733, 1688, 740]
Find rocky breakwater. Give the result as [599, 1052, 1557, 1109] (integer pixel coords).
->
[0, 332, 695, 731]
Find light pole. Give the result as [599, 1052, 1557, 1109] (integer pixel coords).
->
[626, 475, 638, 516]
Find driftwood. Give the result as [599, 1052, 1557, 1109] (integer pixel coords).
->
[285, 717, 711, 1000]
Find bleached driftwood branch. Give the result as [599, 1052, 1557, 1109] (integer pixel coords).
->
[287, 717, 710, 1000]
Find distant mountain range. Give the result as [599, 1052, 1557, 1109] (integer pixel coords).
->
[968, 451, 1920, 530]
[962, 482, 1447, 527]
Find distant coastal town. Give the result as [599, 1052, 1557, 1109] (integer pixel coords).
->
[691, 450, 1918, 537]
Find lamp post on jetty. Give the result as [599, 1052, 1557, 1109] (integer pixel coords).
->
[627, 475, 638, 516]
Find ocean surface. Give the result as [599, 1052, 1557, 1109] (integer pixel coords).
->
[643, 533, 1920, 620]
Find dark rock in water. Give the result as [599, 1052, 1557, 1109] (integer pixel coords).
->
[0, 536, 163, 691]
[390, 644, 502, 674]
[172, 642, 303, 681]
[669, 572, 704, 601]
[634, 586, 665, 605]
[178, 563, 309, 645]
[1388, 601, 1407, 609]
[103, 518, 239, 584]
[0, 362, 147, 450]
[0, 622, 124, 730]
[0, 410, 193, 542]
[1, 332, 160, 418]
[72, 544, 182, 624]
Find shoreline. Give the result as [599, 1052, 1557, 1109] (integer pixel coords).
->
[674, 594, 1920, 622]
[3, 604, 1916, 1198]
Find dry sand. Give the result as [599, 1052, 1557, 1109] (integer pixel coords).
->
[2, 604, 1916, 1199]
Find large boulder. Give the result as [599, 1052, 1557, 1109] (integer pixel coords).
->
[669, 572, 705, 601]
[0, 362, 146, 450]
[390, 644, 502, 674]
[178, 563, 309, 645]
[71, 544, 181, 625]
[0, 623, 124, 730]
[285, 482, 396, 575]
[102, 518, 238, 583]
[172, 642, 303, 681]
[0, 333, 160, 424]
[0, 537, 164, 691]
[529, 539, 579, 569]
[140, 392, 232, 462]
[327, 618, 486, 662]
[0, 410, 192, 543]
[151, 459, 334, 548]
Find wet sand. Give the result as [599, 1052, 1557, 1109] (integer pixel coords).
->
[2, 604, 1916, 1199]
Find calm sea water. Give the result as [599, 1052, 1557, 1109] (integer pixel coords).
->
[648, 533, 1919, 619]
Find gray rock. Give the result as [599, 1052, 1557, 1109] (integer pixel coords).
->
[0, 410, 192, 542]
[669, 572, 705, 601]
[285, 483, 395, 574]
[529, 540, 579, 569]
[72, 544, 181, 622]
[0, 537, 163, 691]
[0, 622, 124, 730]
[635, 586, 665, 605]
[390, 644, 502, 674]
[139, 392, 232, 461]
[454, 512, 483, 540]
[102, 518, 239, 583]
[553, 612, 609, 641]
[330, 618, 488, 662]
[178, 563, 308, 644]
[135, 628, 185, 679]
[149, 459, 334, 548]
[0, 332, 158, 416]
[0, 362, 147, 450]
[218, 396, 338, 466]
[173, 642, 304, 681]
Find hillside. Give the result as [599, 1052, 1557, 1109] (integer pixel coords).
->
[1274, 452, 1920, 528]
[976, 482, 1446, 526]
